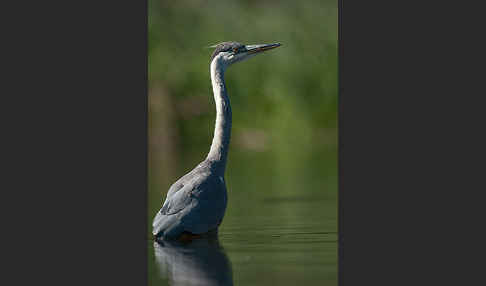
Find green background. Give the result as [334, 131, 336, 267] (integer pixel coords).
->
[148, 0, 337, 285]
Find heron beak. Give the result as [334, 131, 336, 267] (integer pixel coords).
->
[245, 43, 281, 54]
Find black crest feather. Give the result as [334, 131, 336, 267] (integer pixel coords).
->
[209, 42, 244, 62]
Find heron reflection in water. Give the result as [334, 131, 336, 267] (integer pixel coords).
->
[154, 238, 233, 286]
[153, 42, 281, 241]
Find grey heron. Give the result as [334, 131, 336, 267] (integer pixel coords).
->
[153, 41, 281, 241]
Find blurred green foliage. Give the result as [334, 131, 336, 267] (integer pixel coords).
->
[148, 0, 337, 284]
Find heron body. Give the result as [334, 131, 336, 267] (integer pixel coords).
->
[153, 41, 281, 241]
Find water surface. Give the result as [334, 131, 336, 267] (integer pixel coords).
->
[148, 193, 337, 285]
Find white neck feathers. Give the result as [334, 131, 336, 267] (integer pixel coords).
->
[206, 57, 232, 171]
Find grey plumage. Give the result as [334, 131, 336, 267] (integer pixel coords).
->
[209, 42, 245, 62]
[153, 161, 227, 239]
[153, 41, 281, 240]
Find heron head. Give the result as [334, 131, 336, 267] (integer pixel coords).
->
[209, 41, 281, 68]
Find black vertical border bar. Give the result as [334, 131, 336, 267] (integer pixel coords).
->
[142, 0, 149, 281]
[325, 0, 483, 284]
[2, 0, 149, 284]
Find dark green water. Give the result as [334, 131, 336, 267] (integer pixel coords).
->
[148, 184, 337, 285]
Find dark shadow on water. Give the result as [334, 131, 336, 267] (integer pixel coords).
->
[154, 238, 233, 286]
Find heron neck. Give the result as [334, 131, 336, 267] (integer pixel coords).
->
[207, 60, 232, 172]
